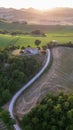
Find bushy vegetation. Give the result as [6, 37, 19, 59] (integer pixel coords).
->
[21, 93, 73, 130]
[0, 50, 41, 106]
[31, 30, 46, 37]
[47, 40, 73, 49]
[0, 109, 15, 130]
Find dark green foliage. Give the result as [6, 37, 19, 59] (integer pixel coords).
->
[47, 41, 73, 49]
[10, 30, 25, 35]
[35, 40, 41, 47]
[21, 93, 73, 130]
[0, 50, 41, 106]
[31, 30, 46, 37]
[0, 109, 15, 130]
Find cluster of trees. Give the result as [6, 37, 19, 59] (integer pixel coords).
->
[21, 93, 73, 130]
[10, 30, 26, 36]
[0, 109, 15, 130]
[0, 29, 46, 37]
[0, 29, 27, 35]
[0, 29, 45, 36]
[31, 30, 46, 37]
[0, 50, 41, 106]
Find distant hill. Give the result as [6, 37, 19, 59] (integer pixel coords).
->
[0, 7, 73, 25]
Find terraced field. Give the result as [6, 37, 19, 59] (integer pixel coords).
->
[14, 47, 73, 120]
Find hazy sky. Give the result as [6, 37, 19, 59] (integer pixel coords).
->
[0, 0, 73, 10]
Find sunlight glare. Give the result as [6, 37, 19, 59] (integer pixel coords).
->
[29, 0, 58, 10]
[0, 0, 72, 10]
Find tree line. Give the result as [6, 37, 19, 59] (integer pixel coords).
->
[0, 29, 46, 37]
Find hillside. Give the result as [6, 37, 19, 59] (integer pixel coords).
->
[14, 47, 73, 120]
[0, 7, 73, 25]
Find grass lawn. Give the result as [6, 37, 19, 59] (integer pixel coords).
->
[0, 33, 73, 48]
[0, 24, 73, 48]
[0, 34, 19, 48]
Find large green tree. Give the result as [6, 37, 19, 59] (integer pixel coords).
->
[21, 93, 73, 130]
[34, 40, 41, 47]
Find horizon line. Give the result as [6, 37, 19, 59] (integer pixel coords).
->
[0, 6, 73, 11]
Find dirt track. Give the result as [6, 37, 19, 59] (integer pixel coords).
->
[14, 47, 73, 120]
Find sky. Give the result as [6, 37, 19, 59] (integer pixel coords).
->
[0, 0, 73, 10]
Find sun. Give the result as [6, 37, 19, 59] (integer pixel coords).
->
[30, 0, 57, 10]
[0, 0, 73, 10]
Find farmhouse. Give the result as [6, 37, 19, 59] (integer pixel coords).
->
[21, 46, 39, 56]
[26, 47, 38, 55]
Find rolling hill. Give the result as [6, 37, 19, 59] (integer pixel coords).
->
[0, 7, 73, 25]
[14, 47, 73, 120]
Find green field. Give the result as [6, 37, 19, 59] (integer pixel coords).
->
[0, 34, 20, 48]
[0, 33, 73, 48]
[0, 23, 73, 48]
[1, 22, 73, 33]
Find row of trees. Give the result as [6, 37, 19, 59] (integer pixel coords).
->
[0, 50, 41, 106]
[21, 93, 73, 130]
[0, 29, 46, 36]
[47, 41, 73, 48]
[0, 29, 27, 35]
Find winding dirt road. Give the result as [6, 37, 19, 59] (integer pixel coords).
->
[14, 47, 73, 121]
[9, 49, 51, 130]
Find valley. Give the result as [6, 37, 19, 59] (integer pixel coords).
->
[0, 6, 73, 130]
